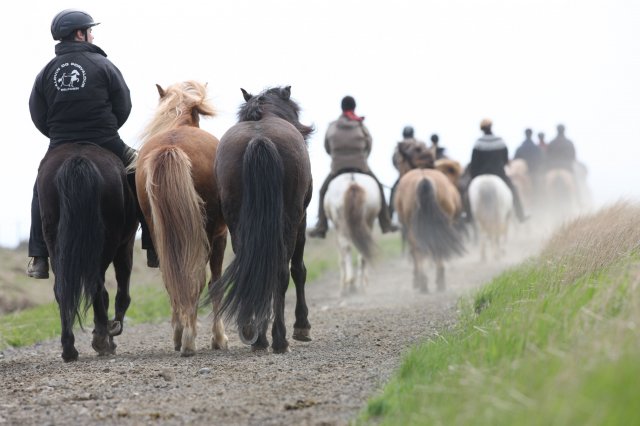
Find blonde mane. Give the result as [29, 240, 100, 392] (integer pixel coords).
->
[140, 80, 216, 144]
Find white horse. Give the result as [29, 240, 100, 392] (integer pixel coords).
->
[324, 173, 381, 295]
[468, 175, 513, 261]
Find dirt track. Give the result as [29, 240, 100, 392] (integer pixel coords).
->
[0, 232, 542, 426]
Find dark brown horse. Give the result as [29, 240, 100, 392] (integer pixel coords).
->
[209, 86, 313, 353]
[38, 143, 138, 362]
[137, 81, 228, 356]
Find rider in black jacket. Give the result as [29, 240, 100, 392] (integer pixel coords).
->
[464, 118, 528, 223]
[27, 9, 156, 279]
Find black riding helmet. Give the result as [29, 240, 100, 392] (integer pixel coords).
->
[51, 9, 100, 41]
[402, 126, 414, 139]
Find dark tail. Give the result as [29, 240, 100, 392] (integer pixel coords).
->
[54, 157, 106, 332]
[212, 137, 286, 331]
[411, 178, 465, 261]
[344, 184, 376, 261]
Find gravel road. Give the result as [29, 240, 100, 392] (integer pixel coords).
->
[0, 232, 541, 426]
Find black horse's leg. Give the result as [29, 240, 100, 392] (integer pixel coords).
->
[251, 320, 270, 352]
[111, 240, 134, 336]
[291, 219, 311, 342]
[91, 280, 115, 355]
[56, 281, 79, 362]
[271, 266, 290, 354]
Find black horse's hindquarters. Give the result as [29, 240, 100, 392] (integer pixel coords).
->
[37, 143, 138, 361]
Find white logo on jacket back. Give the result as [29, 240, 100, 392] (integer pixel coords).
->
[53, 62, 87, 91]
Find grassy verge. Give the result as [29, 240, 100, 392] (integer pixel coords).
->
[362, 202, 640, 425]
[0, 232, 371, 349]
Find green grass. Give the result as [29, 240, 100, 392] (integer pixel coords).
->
[362, 202, 640, 425]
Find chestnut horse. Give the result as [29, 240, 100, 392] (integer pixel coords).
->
[208, 86, 313, 353]
[38, 143, 138, 362]
[394, 168, 465, 292]
[136, 81, 228, 356]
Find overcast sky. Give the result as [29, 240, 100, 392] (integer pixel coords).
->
[1, 0, 639, 247]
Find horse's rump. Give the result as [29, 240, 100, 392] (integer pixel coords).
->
[38, 144, 137, 330]
[396, 169, 464, 261]
[326, 173, 380, 262]
[139, 143, 210, 312]
[468, 175, 513, 235]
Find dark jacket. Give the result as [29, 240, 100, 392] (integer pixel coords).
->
[469, 135, 509, 179]
[545, 135, 576, 172]
[29, 41, 131, 147]
[514, 139, 544, 176]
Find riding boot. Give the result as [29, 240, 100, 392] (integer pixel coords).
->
[27, 257, 50, 279]
[389, 178, 400, 217]
[308, 174, 334, 239]
[369, 173, 398, 233]
[27, 180, 50, 278]
[126, 171, 159, 268]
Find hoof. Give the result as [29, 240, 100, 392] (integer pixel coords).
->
[180, 348, 196, 357]
[108, 320, 122, 336]
[292, 328, 312, 342]
[251, 345, 269, 352]
[62, 348, 79, 362]
[272, 345, 291, 354]
[239, 324, 258, 346]
[92, 337, 116, 356]
[211, 337, 229, 351]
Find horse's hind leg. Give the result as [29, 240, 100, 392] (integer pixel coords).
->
[208, 232, 228, 350]
[111, 240, 134, 337]
[291, 221, 312, 342]
[171, 309, 184, 352]
[55, 282, 79, 362]
[91, 282, 116, 356]
[180, 308, 197, 357]
[272, 266, 291, 353]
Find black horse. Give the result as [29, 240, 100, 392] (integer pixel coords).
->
[38, 143, 138, 362]
[208, 86, 313, 353]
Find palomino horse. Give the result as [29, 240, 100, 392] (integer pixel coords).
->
[324, 172, 380, 295]
[136, 81, 228, 356]
[209, 86, 313, 353]
[505, 159, 534, 213]
[38, 143, 138, 362]
[394, 168, 465, 293]
[543, 168, 580, 223]
[468, 175, 513, 261]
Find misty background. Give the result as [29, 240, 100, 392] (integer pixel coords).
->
[1, 0, 639, 248]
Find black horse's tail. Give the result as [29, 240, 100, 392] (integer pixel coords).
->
[54, 156, 106, 333]
[412, 178, 465, 261]
[213, 137, 286, 336]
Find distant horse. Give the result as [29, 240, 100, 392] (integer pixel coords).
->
[38, 143, 138, 362]
[468, 175, 513, 261]
[394, 168, 465, 293]
[136, 81, 228, 356]
[209, 86, 313, 353]
[324, 172, 380, 295]
[505, 159, 534, 213]
[435, 158, 463, 188]
[544, 168, 579, 223]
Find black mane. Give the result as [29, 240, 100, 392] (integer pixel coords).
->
[237, 86, 314, 141]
